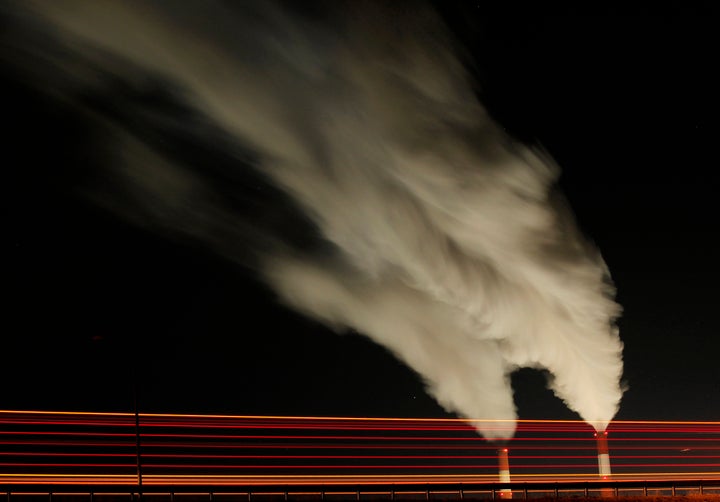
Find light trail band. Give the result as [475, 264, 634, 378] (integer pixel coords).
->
[596, 431, 611, 479]
[4, 410, 720, 485]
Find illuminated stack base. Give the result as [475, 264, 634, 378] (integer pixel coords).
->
[596, 431, 612, 479]
[498, 448, 512, 498]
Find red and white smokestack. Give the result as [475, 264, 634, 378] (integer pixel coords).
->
[595, 431, 611, 479]
[497, 447, 512, 498]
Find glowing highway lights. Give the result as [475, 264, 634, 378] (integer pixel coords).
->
[1, 411, 720, 485]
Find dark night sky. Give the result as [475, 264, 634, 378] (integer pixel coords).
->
[3, 8, 718, 425]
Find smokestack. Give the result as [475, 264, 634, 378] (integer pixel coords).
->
[595, 431, 611, 479]
[497, 447, 512, 498]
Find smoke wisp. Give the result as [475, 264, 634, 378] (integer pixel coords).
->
[3, 1, 624, 438]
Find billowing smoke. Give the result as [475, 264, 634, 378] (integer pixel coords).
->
[2, 1, 623, 438]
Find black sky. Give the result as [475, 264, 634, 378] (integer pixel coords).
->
[3, 9, 718, 424]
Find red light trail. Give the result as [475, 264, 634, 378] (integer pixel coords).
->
[1, 410, 719, 486]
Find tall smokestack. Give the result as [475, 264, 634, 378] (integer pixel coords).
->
[595, 431, 611, 479]
[498, 447, 512, 498]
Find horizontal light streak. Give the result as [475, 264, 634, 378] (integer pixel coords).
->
[13, 410, 717, 429]
[4, 452, 719, 460]
[4, 443, 714, 453]
[0, 431, 135, 437]
[4, 409, 720, 427]
[4, 473, 720, 486]
[4, 419, 720, 434]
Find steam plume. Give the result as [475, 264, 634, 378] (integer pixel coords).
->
[3, 1, 624, 438]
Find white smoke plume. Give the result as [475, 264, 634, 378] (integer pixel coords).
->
[3, 1, 624, 438]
